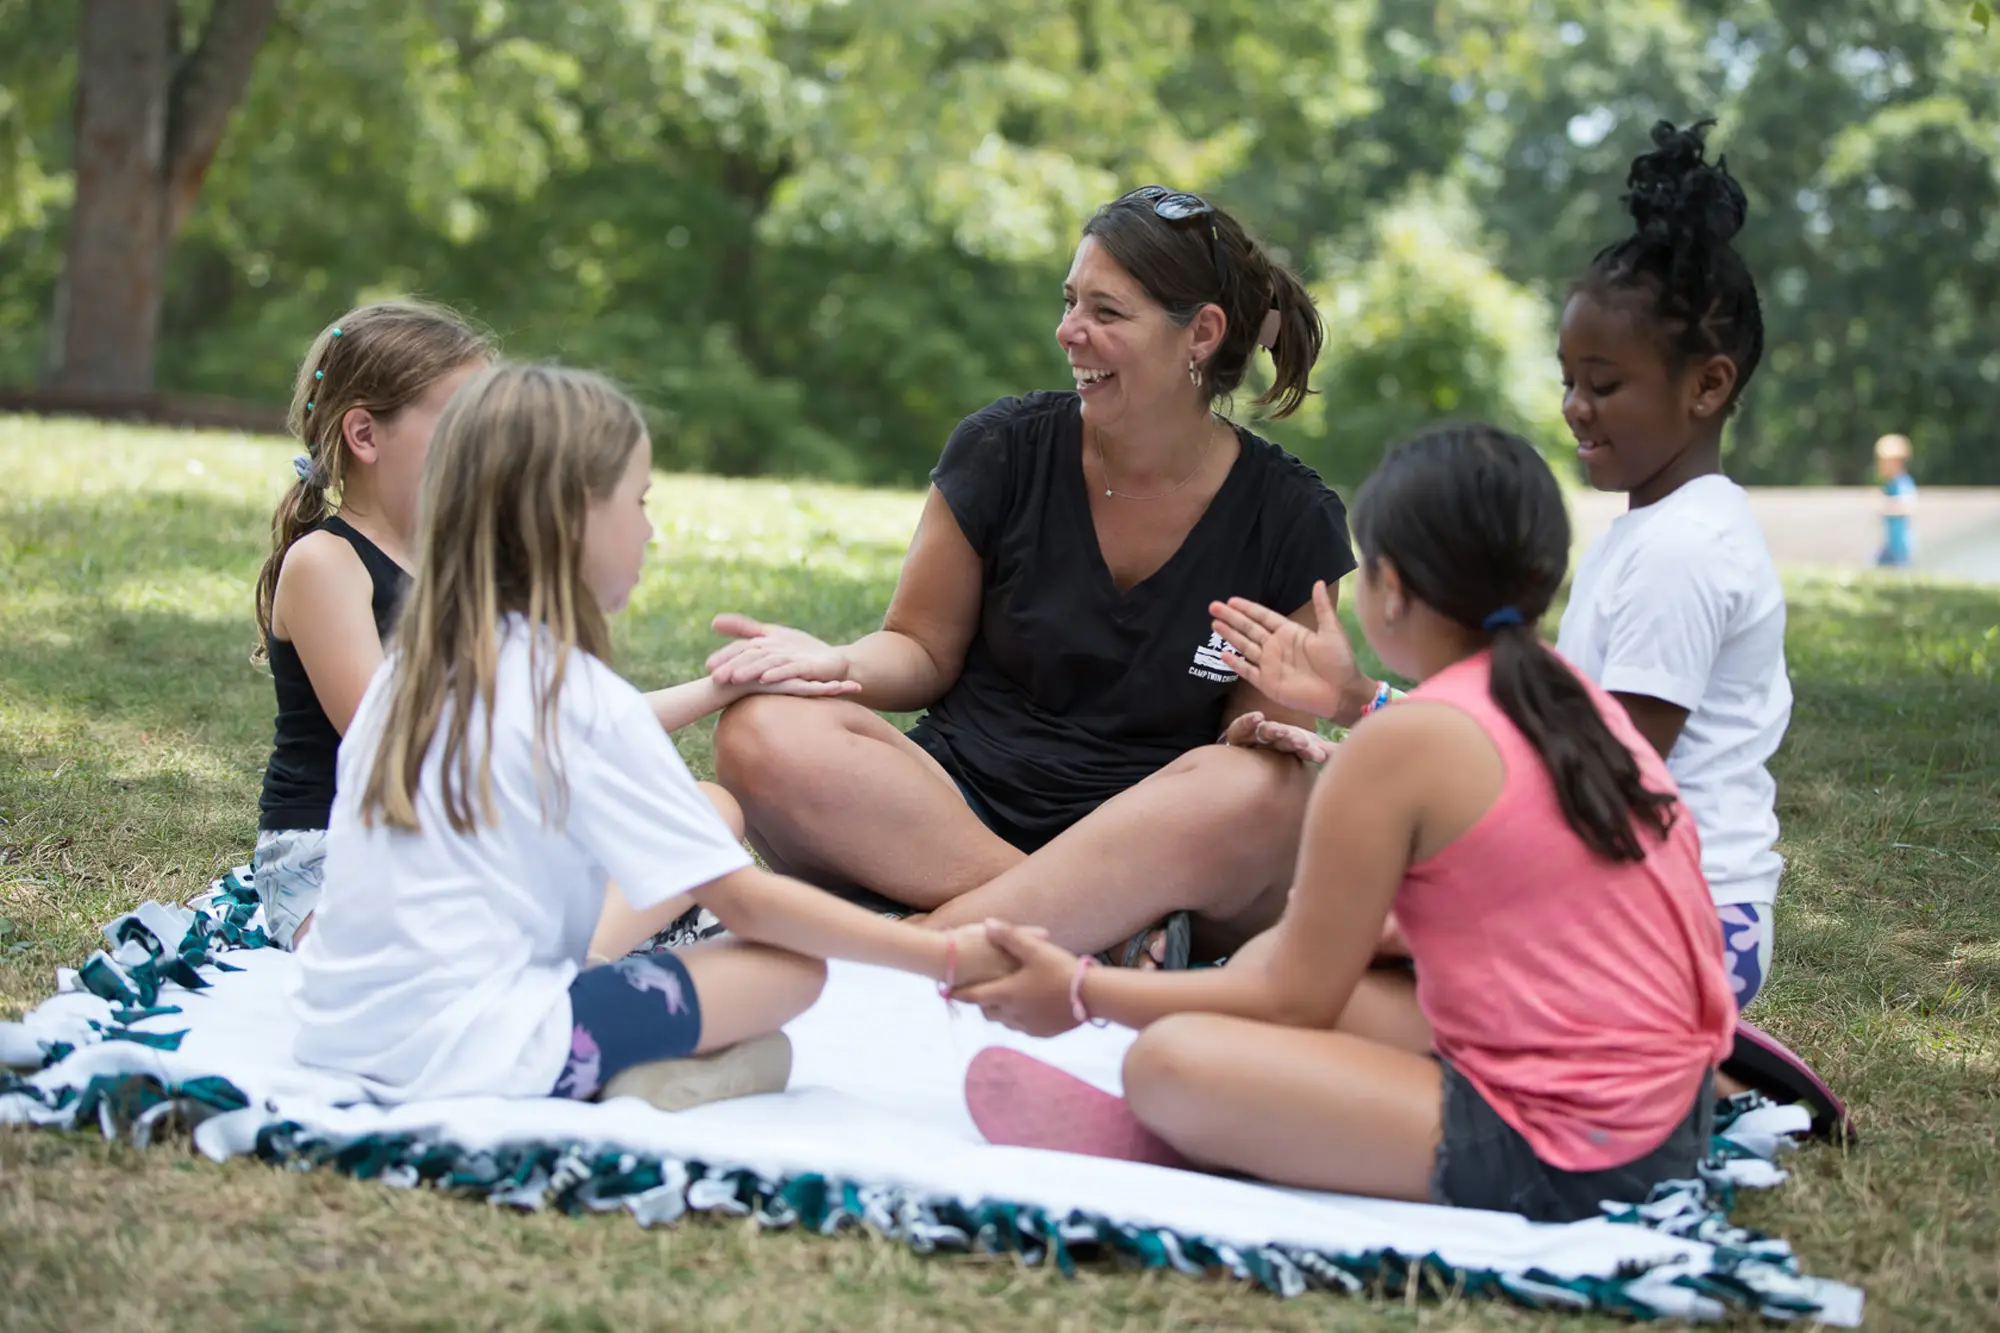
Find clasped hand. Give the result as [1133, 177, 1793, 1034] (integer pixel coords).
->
[950, 921, 1090, 1039]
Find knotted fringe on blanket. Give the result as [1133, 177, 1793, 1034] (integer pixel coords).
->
[0, 870, 1862, 1326]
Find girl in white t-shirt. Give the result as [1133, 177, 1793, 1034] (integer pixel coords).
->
[1552, 120, 1787, 1008]
[1552, 121, 1846, 1137]
[294, 364, 1012, 1111]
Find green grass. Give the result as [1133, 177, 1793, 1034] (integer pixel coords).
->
[2, 415, 1997, 1331]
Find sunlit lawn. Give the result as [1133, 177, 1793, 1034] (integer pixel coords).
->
[2, 416, 1997, 1331]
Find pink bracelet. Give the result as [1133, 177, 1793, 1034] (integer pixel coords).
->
[1070, 955, 1108, 1027]
[939, 933, 957, 1001]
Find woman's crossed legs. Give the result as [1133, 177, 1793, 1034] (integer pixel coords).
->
[713, 694, 1314, 960]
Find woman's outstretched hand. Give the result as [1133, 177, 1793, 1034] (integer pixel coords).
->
[707, 613, 855, 688]
[1209, 580, 1367, 722]
[956, 920, 1085, 1038]
[1220, 710, 1333, 764]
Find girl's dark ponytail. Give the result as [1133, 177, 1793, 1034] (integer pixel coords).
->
[1484, 619, 1676, 862]
[1351, 424, 1677, 863]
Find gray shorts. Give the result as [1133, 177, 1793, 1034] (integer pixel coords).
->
[1431, 1061, 1713, 1222]
[252, 827, 327, 950]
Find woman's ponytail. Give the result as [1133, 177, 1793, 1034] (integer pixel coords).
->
[1254, 262, 1324, 420]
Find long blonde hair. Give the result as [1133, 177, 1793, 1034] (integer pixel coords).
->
[253, 300, 493, 663]
[361, 364, 650, 835]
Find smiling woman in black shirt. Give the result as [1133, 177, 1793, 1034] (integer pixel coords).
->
[706, 187, 1369, 967]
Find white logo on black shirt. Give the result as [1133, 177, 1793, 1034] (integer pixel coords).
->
[1189, 630, 1238, 683]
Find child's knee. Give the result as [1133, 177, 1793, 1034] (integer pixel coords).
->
[698, 781, 746, 839]
[791, 950, 830, 1003]
[1123, 1013, 1215, 1113]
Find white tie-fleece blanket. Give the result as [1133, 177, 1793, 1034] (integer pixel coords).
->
[0, 884, 1860, 1325]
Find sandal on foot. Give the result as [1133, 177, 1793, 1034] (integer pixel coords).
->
[646, 904, 729, 952]
[1722, 1019, 1855, 1144]
[1097, 910, 1192, 971]
[600, 1031, 793, 1113]
[964, 1047, 1191, 1168]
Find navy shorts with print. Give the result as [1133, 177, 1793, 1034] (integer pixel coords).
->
[1430, 1061, 1714, 1222]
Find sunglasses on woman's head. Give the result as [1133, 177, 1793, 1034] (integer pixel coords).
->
[1117, 185, 1228, 297]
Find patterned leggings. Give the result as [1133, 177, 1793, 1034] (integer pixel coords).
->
[1718, 904, 1773, 1010]
[552, 951, 705, 1100]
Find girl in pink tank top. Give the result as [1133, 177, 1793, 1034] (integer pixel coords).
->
[957, 422, 1738, 1221]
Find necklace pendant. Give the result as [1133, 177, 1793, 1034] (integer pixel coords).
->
[1104, 487, 1113, 497]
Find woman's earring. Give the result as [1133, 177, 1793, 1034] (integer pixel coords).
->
[1188, 356, 1201, 388]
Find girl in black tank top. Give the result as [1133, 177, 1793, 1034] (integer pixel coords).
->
[258, 516, 408, 829]
[246, 301, 492, 947]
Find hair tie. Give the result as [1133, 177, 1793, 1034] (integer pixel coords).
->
[1257, 307, 1281, 351]
[1482, 606, 1524, 631]
[292, 455, 318, 485]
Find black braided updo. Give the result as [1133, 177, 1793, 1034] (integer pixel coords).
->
[1578, 119, 1765, 413]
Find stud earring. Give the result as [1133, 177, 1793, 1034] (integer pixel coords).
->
[1188, 356, 1201, 388]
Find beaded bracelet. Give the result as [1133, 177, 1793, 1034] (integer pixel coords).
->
[1070, 955, 1109, 1027]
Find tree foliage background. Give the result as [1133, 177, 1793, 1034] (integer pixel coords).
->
[1, 0, 1994, 485]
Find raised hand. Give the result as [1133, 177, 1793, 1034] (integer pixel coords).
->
[1220, 710, 1333, 765]
[1208, 580, 1367, 722]
[956, 920, 1084, 1038]
[706, 612, 853, 688]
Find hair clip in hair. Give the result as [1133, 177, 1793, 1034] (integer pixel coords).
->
[1257, 307, 1280, 351]
[292, 454, 318, 485]
[315, 370, 324, 380]
[330, 327, 343, 337]
[1482, 606, 1524, 631]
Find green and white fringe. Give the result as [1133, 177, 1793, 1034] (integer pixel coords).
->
[0, 871, 1847, 1323]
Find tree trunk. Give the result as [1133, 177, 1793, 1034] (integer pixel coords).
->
[45, 0, 276, 396]
[718, 150, 785, 372]
[47, 3, 174, 395]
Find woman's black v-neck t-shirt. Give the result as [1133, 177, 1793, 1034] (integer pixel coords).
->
[909, 391, 1355, 848]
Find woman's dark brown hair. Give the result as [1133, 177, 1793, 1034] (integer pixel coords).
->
[1082, 191, 1324, 417]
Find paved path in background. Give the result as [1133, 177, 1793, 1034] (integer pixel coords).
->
[1568, 487, 2000, 585]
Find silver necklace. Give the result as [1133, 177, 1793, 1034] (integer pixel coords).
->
[1091, 423, 1216, 501]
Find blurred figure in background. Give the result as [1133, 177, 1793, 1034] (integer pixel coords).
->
[1875, 433, 1917, 569]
